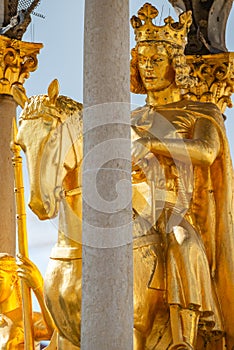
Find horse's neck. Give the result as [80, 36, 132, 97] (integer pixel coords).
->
[55, 131, 82, 251]
[57, 197, 82, 248]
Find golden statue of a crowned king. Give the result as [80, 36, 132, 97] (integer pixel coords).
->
[131, 3, 234, 350]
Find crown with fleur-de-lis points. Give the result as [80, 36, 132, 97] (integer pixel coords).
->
[131, 3, 192, 48]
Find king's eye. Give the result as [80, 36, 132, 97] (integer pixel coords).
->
[138, 56, 147, 64]
[152, 57, 164, 63]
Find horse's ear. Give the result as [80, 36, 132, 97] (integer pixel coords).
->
[12, 86, 28, 109]
[48, 79, 60, 105]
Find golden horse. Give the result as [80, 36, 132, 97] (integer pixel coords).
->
[14, 80, 171, 350]
[15, 80, 83, 350]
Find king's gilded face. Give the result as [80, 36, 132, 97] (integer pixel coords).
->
[137, 43, 175, 92]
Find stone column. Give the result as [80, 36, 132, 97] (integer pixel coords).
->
[82, 1, 133, 349]
[0, 36, 42, 255]
[0, 94, 16, 255]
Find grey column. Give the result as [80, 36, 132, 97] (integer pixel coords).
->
[82, 1, 133, 349]
[0, 95, 16, 255]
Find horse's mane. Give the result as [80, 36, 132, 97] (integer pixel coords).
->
[56, 95, 83, 118]
[21, 94, 83, 123]
[20, 94, 83, 156]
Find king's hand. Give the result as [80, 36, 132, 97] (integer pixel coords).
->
[131, 137, 151, 165]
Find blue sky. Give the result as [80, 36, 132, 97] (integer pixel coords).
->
[18, 0, 234, 309]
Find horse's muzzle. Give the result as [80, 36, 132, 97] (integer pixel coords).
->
[28, 198, 53, 220]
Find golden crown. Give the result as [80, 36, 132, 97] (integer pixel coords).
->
[131, 3, 192, 48]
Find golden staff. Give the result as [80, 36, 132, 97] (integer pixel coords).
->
[11, 117, 35, 350]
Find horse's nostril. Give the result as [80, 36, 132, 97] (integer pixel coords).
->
[28, 201, 33, 211]
[43, 201, 50, 214]
[28, 199, 40, 212]
[54, 186, 64, 201]
[28, 197, 51, 220]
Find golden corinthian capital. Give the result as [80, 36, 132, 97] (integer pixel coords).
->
[0, 35, 43, 96]
[185, 52, 234, 113]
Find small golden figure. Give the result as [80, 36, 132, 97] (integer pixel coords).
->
[0, 253, 54, 350]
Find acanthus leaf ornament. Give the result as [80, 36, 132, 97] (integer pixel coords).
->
[185, 53, 234, 113]
[0, 35, 42, 96]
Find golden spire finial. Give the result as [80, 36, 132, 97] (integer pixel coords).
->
[131, 2, 192, 48]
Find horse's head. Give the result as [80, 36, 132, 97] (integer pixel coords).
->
[14, 80, 83, 220]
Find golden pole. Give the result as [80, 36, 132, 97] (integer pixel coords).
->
[11, 117, 35, 350]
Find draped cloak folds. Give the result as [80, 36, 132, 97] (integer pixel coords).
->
[131, 100, 234, 348]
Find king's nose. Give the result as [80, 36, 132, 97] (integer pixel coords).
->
[146, 58, 153, 69]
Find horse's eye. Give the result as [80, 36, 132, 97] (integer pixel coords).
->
[50, 130, 58, 143]
[43, 116, 53, 126]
